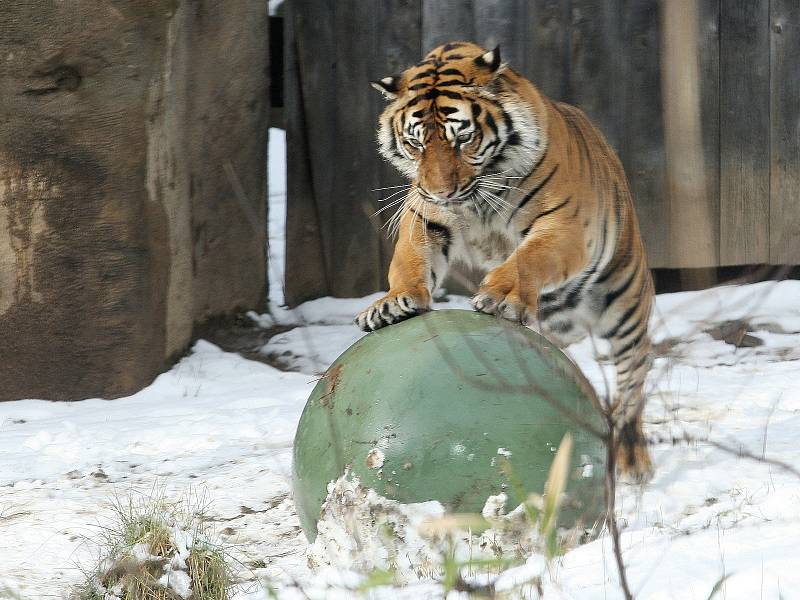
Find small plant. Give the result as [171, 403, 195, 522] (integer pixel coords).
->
[75, 488, 233, 600]
[0, 583, 26, 600]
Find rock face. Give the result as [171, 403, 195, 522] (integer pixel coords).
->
[0, 2, 269, 401]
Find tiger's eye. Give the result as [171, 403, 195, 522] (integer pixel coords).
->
[456, 132, 473, 144]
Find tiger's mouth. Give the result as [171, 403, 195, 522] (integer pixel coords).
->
[418, 180, 477, 205]
[422, 194, 472, 207]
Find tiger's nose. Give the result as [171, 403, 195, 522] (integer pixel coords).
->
[427, 183, 460, 200]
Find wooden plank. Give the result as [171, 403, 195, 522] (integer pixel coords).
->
[329, 0, 383, 297]
[698, 0, 721, 267]
[658, 0, 720, 277]
[661, 0, 718, 268]
[473, 0, 529, 70]
[620, 1, 669, 268]
[524, 0, 570, 102]
[719, 0, 769, 265]
[567, 0, 623, 153]
[769, 0, 800, 264]
[422, 0, 475, 51]
[284, 0, 333, 305]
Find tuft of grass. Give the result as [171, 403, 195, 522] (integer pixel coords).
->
[0, 584, 26, 600]
[74, 487, 233, 600]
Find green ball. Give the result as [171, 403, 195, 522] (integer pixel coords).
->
[292, 309, 608, 541]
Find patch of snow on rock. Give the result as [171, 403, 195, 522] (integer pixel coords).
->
[365, 448, 385, 469]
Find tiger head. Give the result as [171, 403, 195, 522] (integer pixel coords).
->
[372, 42, 546, 205]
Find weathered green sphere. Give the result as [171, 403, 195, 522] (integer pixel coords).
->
[292, 309, 607, 541]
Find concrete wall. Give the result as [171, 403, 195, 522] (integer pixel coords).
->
[0, 1, 269, 401]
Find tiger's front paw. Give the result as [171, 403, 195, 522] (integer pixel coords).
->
[355, 291, 430, 332]
[471, 278, 537, 326]
[470, 264, 538, 325]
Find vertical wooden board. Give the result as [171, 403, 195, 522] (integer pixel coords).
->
[567, 0, 623, 153]
[719, 0, 769, 265]
[375, 0, 423, 278]
[378, 0, 422, 77]
[284, 1, 330, 306]
[422, 0, 475, 51]
[661, 0, 719, 268]
[473, 0, 529, 70]
[698, 0, 721, 266]
[296, 0, 339, 270]
[524, 0, 570, 104]
[770, 0, 800, 264]
[330, 0, 384, 297]
[620, 0, 669, 268]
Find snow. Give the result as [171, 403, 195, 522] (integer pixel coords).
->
[159, 567, 193, 599]
[0, 340, 311, 597]
[308, 475, 547, 593]
[268, 127, 287, 309]
[1, 128, 799, 598]
[307, 474, 446, 581]
[481, 492, 508, 519]
[365, 448, 385, 470]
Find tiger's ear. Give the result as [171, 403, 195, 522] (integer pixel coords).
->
[474, 46, 502, 73]
[370, 75, 401, 100]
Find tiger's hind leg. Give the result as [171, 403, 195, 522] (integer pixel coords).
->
[606, 311, 654, 483]
[617, 408, 652, 481]
[534, 292, 591, 348]
[595, 265, 655, 482]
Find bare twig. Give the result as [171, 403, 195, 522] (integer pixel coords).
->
[605, 423, 635, 600]
[650, 431, 800, 481]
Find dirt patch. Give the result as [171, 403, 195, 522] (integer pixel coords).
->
[319, 364, 343, 408]
[192, 312, 296, 368]
[705, 320, 763, 348]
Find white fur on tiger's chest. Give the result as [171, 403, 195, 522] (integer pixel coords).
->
[447, 208, 519, 269]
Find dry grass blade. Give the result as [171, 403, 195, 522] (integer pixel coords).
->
[540, 433, 572, 557]
[545, 433, 573, 498]
[417, 513, 491, 538]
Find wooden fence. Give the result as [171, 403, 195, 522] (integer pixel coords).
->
[284, 0, 800, 306]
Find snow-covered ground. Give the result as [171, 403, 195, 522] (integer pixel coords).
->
[1, 129, 799, 599]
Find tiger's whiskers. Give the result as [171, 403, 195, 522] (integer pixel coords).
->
[480, 181, 525, 193]
[475, 188, 508, 217]
[372, 195, 408, 217]
[477, 185, 513, 207]
[378, 186, 413, 203]
[384, 189, 425, 239]
[372, 183, 412, 192]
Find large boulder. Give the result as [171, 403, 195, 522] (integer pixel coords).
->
[0, 2, 269, 400]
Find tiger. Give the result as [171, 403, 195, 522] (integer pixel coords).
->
[354, 42, 654, 481]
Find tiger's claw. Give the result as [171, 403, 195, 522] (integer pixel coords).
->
[355, 292, 429, 332]
[471, 289, 534, 326]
